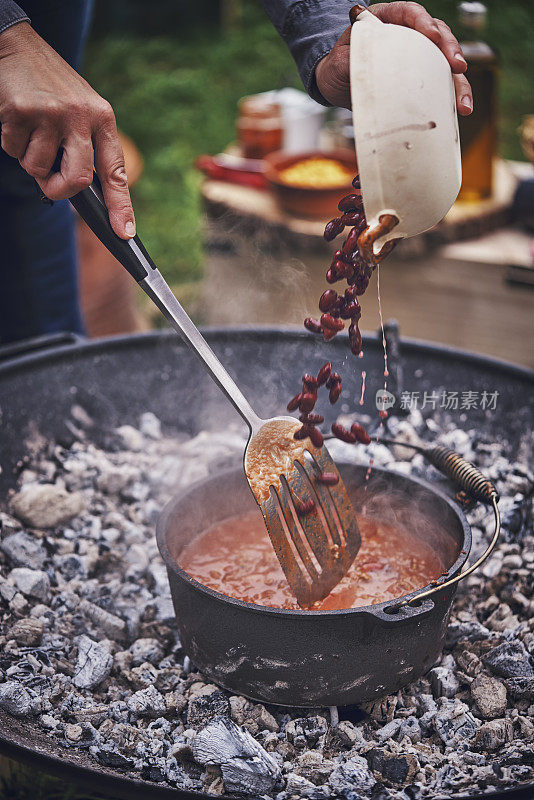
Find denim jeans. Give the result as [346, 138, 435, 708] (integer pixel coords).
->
[0, 0, 93, 343]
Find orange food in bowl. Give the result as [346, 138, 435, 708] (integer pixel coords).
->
[278, 157, 354, 188]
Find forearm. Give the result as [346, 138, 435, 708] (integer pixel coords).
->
[259, 0, 368, 104]
[0, 1, 29, 35]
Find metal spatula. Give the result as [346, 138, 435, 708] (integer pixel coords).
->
[66, 177, 361, 607]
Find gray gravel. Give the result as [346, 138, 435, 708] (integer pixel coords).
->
[0, 406, 532, 798]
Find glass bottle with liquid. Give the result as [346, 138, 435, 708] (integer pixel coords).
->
[457, 2, 498, 202]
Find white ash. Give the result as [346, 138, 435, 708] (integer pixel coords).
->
[0, 407, 532, 798]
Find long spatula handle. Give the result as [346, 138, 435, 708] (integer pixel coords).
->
[68, 176, 263, 432]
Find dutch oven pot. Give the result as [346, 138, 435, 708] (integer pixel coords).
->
[157, 463, 473, 708]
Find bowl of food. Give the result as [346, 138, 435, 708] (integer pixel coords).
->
[263, 149, 357, 219]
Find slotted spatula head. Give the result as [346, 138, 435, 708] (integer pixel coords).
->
[244, 418, 361, 607]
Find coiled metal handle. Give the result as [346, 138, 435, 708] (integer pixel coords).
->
[426, 446, 498, 505]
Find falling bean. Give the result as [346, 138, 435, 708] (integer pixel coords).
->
[323, 327, 338, 342]
[316, 362, 332, 386]
[308, 425, 324, 448]
[340, 300, 361, 320]
[294, 497, 315, 515]
[302, 373, 318, 390]
[315, 472, 340, 486]
[303, 412, 324, 424]
[318, 290, 338, 312]
[351, 422, 371, 444]
[300, 392, 316, 413]
[349, 322, 362, 356]
[287, 393, 302, 412]
[352, 175, 361, 189]
[331, 422, 357, 443]
[326, 372, 341, 388]
[320, 314, 344, 332]
[304, 317, 322, 334]
[323, 217, 345, 242]
[294, 425, 310, 440]
[342, 227, 360, 257]
[341, 211, 363, 227]
[329, 382, 342, 404]
[338, 193, 363, 212]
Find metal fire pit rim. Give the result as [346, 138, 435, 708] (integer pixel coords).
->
[157, 462, 472, 621]
[0, 326, 532, 382]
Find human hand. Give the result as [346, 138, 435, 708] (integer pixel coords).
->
[315, 2, 472, 116]
[0, 22, 135, 239]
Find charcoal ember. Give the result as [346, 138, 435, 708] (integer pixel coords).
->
[0, 681, 39, 717]
[127, 685, 166, 719]
[73, 635, 113, 690]
[192, 716, 281, 796]
[129, 637, 165, 666]
[433, 698, 479, 746]
[366, 749, 419, 785]
[473, 718, 514, 751]
[335, 720, 364, 748]
[0, 532, 47, 570]
[296, 750, 335, 786]
[10, 483, 85, 528]
[429, 660, 460, 699]
[95, 747, 135, 770]
[286, 773, 329, 799]
[187, 687, 230, 728]
[359, 695, 398, 723]
[470, 675, 507, 719]
[242, 703, 279, 735]
[285, 716, 328, 750]
[445, 620, 490, 648]
[9, 617, 44, 647]
[397, 716, 422, 743]
[483, 640, 534, 679]
[9, 567, 50, 602]
[126, 661, 159, 690]
[56, 553, 88, 580]
[375, 719, 402, 743]
[504, 677, 534, 701]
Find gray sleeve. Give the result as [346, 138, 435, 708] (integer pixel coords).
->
[0, 1, 29, 35]
[260, 0, 368, 105]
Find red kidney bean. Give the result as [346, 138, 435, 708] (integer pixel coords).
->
[352, 175, 361, 189]
[293, 425, 310, 440]
[349, 321, 362, 355]
[379, 409, 388, 419]
[308, 425, 324, 448]
[318, 290, 338, 312]
[320, 314, 344, 332]
[325, 268, 340, 285]
[315, 471, 339, 486]
[341, 211, 363, 227]
[344, 285, 358, 301]
[342, 227, 360, 257]
[323, 327, 338, 342]
[299, 392, 316, 413]
[340, 300, 361, 320]
[338, 193, 363, 213]
[294, 497, 315, 515]
[302, 412, 324, 424]
[329, 382, 342, 404]
[302, 374, 318, 390]
[351, 422, 371, 445]
[316, 362, 331, 386]
[331, 422, 357, 443]
[323, 217, 345, 242]
[304, 317, 322, 334]
[326, 371, 341, 388]
[287, 393, 302, 412]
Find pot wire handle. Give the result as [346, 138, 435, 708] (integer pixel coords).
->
[394, 451, 500, 610]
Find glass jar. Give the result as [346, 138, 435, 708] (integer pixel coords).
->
[237, 95, 283, 160]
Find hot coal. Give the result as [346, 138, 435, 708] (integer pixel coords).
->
[0, 405, 532, 797]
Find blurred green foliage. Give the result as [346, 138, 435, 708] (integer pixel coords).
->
[85, 1, 534, 286]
